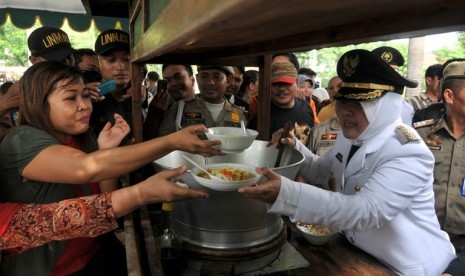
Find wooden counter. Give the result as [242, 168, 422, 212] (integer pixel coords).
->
[283, 217, 395, 276]
[130, 208, 395, 275]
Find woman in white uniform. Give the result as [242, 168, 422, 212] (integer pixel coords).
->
[239, 49, 456, 276]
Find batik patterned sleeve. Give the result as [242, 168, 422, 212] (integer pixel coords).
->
[0, 193, 119, 253]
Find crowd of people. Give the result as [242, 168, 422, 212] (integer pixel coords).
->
[0, 24, 464, 276]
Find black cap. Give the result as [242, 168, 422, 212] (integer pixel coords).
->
[372, 46, 405, 69]
[27, 27, 73, 61]
[95, 29, 130, 55]
[425, 63, 443, 78]
[335, 49, 418, 101]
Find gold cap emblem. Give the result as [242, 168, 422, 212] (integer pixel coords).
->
[381, 51, 393, 63]
[342, 54, 359, 77]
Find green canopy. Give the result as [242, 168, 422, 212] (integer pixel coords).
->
[0, 8, 128, 32]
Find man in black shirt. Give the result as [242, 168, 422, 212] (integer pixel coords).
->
[90, 29, 135, 145]
[248, 61, 315, 144]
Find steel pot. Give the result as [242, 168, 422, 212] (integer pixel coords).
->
[153, 140, 304, 249]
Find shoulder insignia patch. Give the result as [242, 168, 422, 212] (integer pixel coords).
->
[321, 133, 337, 140]
[335, 152, 343, 163]
[413, 119, 436, 129]
[395, 125, 420, 144]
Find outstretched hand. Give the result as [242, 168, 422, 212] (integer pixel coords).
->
[167, 125, 223, 157]
[138, 166, 209, 203]
[97, 114, 131, 149]
[238, 167, 281, 203]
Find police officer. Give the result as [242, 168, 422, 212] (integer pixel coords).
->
[372, 46, 415, 125]
[157, 65, 247, 136]
[239, 49, 455, 275]
[306, 117, 340, 156]
[416, 59, 465, 250]
[412, 59, 465, 125]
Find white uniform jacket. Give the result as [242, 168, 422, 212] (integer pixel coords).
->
[269, 123, 455, 276]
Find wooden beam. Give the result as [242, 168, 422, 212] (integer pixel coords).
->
[257, 55, 272, 141]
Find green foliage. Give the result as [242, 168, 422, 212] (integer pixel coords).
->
[62, 22, 100, 50]
[459, 31, 465, 48]
[0, 20, 28, 66]
[433, 47, 465, 64]
[0, 18, 101, 67]
[434, 31, 465, 63]
[295, 41, 409, 88]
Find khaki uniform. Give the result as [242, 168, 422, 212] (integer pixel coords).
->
[416, 117, 465, 247]
[158, 97, 247, 136]
[307, 117, 340, 156]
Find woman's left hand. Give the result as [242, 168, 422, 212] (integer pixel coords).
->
[97, 114, 131, 149]
[238, 167, 281, 203]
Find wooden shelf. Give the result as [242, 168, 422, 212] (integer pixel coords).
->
[130, 0, 465, 65]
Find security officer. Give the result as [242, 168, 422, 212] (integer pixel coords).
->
[372, 46, 405, 69]
[306, 117, 340, 156]
[412, 59, 465, 125]
[90, 29, 135, 145]
[240, 49, 455, 276]
[415, 59, 465, 250]
[157, 65, 247, 136]
[372, 46, 415, 125]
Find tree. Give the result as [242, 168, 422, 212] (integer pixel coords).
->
[458, 31, 465, 48]
[295, 41, 409, 88]
[432, 31, 465, 64]
[0, 20, 28, 67]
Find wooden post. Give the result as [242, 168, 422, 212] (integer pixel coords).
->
[257, 55, 272, 141]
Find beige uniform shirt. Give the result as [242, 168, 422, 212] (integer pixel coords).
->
[158, 97, 247, 136]
[307, 117, 340, 156]
[416, 117, 465, 236]
[406, 93, 433, 112]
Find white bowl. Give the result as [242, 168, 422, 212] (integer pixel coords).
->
[296, 222, 338, 245]
[206, 127, 258, 153]
[191, 163, 261, 191]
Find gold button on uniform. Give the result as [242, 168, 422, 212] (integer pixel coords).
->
[354, 185, 361, 192]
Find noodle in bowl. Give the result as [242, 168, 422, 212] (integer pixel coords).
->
[192, 163, 261, 191]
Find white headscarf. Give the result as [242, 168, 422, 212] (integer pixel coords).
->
[313, 88, 330, 102]
[354, 92, 403, 145]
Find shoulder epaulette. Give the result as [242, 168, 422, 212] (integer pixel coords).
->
[412, 119, 436, 129]
[395, 125, 421, 145]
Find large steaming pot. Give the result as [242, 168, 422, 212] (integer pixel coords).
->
[153, 140, 304, 250]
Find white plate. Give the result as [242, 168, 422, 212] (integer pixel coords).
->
[191, 163, 260, 192]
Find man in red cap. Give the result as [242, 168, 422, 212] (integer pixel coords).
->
[248, 61, 315, 144]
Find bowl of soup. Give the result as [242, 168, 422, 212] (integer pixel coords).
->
[296, 222, 338, 245]
[192, 163, 260, 191]
[206, 127, 258, 153]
